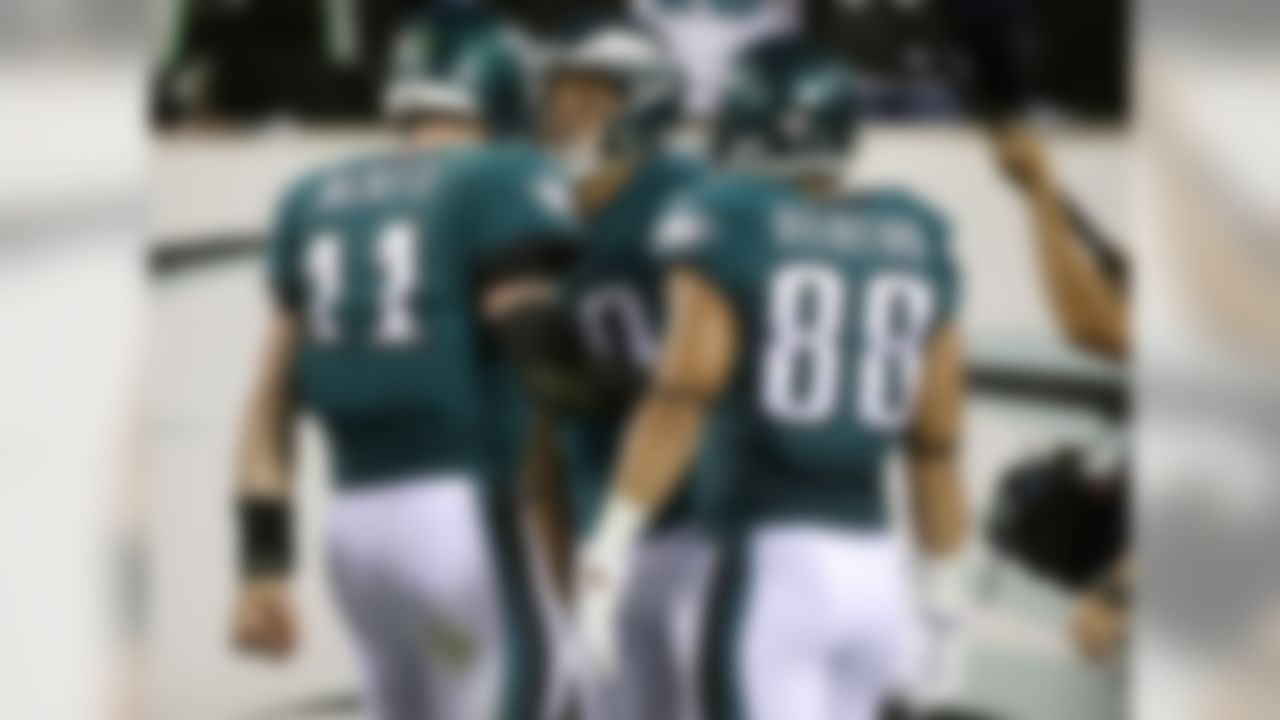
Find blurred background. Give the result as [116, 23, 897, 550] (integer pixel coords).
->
[150, 0, 1126, 127]
[0, 1, 145, 718]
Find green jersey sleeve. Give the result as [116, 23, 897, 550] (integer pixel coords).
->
[264, 176, 315, 311]
[898, 190, 962, 329]
[651, 177, 757, 287]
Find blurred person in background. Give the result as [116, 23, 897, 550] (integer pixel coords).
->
[575, 37, 974, 720]
[929, 0, 1132, 670]
[992, 124, 1130, 665]
[630, 0, 803, 118]
[229, 7, 583, 719]
[528, 18, 714, 720]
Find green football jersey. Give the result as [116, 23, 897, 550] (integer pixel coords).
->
[267, 143, 577, 490]
[655, 174, 961, 535]
[557, 152, 707, 537]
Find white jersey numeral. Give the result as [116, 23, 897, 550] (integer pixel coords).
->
[373, 221, 421, 346]
[762, 265, 845, 423]
[304, 221, 424, 346]
[578, 284, 658, 370]
[304, 232, 344, 343]
[761, 266, 934, 430]
[857, 274, 934, 429]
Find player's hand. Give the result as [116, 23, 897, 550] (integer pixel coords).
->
[993, 124, 1053, 191]
[232, 577, 298, 659]
[573, 540, 629, 679]
[1070, 590, 1126, 662]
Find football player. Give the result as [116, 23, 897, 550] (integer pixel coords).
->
[576, 38, 972, 719]
[230, 7, 580, 719]
[531, 20, 712, 720]
[630, 0, 803, 116]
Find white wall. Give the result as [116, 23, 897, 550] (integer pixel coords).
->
[151, 131, 389, 242]
[0, 60, 145, 720]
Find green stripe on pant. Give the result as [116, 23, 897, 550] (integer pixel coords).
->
[699, 537, 750, 720]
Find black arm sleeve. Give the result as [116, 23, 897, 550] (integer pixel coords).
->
[476, 237, 640, 415]
[489, 299, 643, 416]
[475, 236, 582, 288]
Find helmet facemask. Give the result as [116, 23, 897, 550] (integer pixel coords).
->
[537, 25, 682, 183]
[382, 7, 534, 140]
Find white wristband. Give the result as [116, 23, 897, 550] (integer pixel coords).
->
[919, 553, 970, 609]
[589, 495, 650, 566]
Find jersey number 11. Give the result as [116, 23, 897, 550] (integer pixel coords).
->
[304, 221, 421, 346]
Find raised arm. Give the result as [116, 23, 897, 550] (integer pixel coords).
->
[994, 125, 1129, 360]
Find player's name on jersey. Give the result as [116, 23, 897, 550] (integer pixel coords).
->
[772, 205, 929, 262]
[320, 163, 439, 208]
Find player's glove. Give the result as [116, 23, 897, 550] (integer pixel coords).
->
[573, 496, 648, 679]
[913, 557, 974, 708]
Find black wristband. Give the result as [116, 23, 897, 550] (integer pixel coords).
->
[492, 301, 641, 415]
[237, 498, 294, 578]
